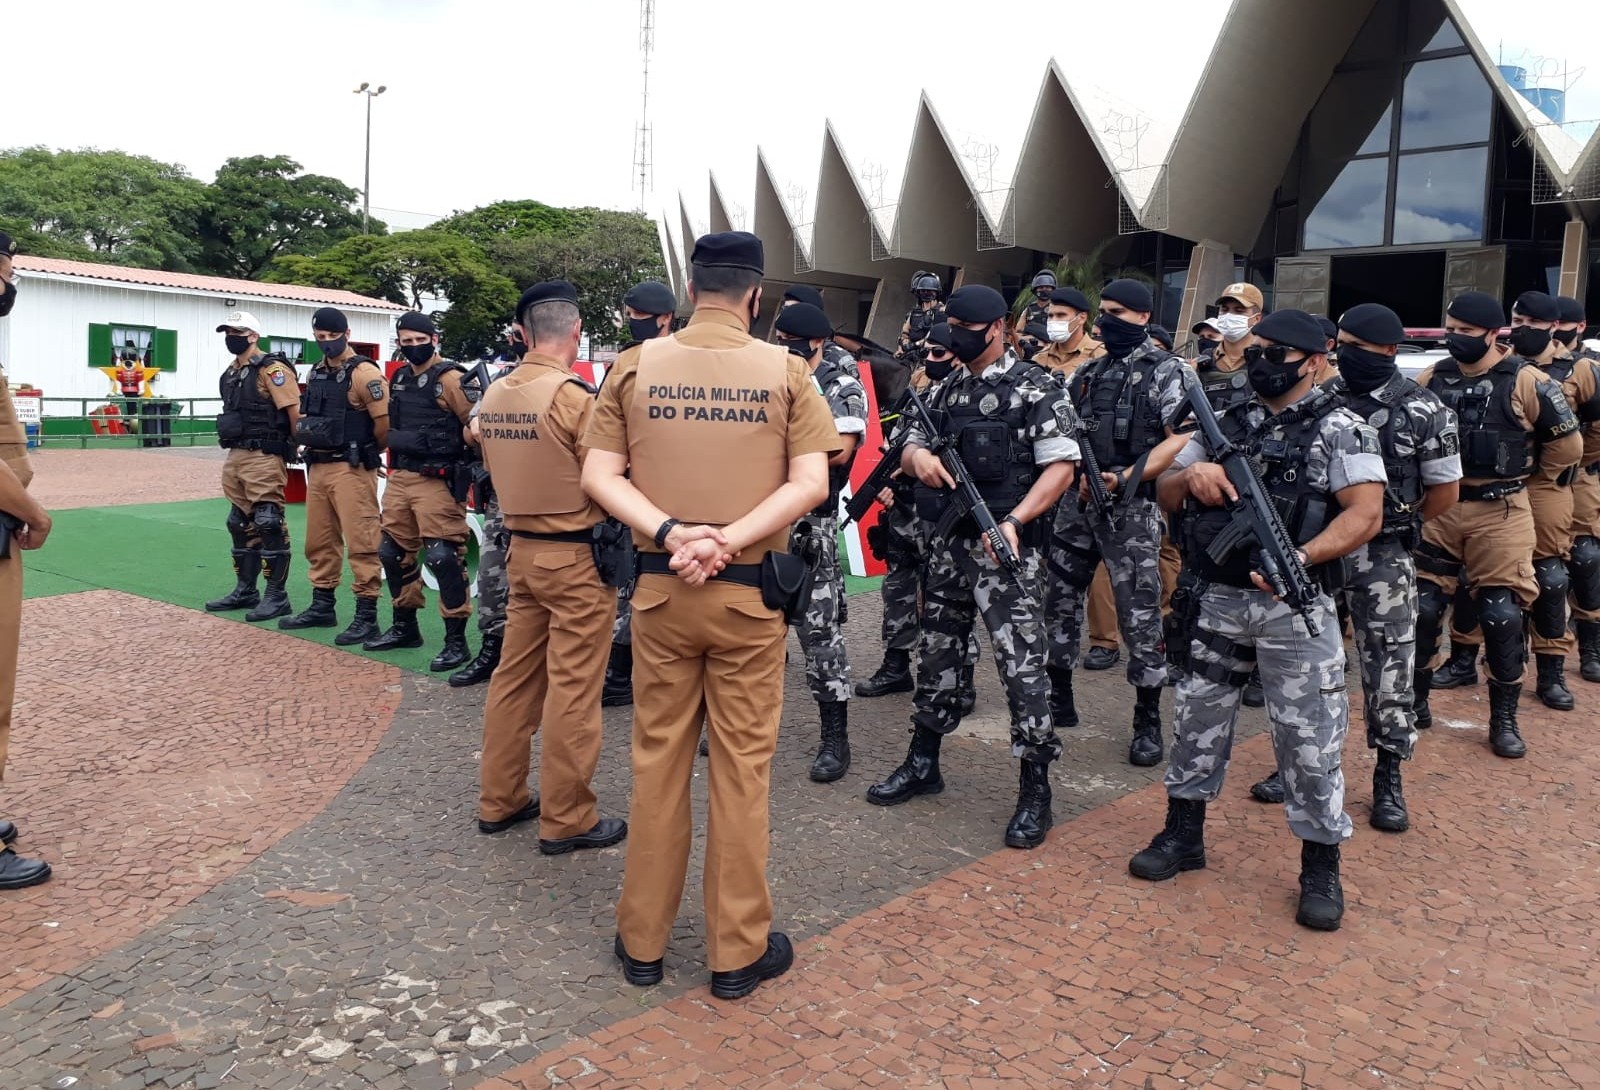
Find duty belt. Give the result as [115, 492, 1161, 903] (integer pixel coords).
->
[636, 551, 761, 588]
[509, 528, 593, 543]
[1458, 480, 1525, 502]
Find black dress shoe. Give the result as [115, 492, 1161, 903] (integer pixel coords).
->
[709, 932, 794, 1000]
[0, 819, 15, 845]
[0, 847, 52, 890]
[477, 798, 540, 834]
[539, 817, 628, 856]
[614, 934, 664, 986]
[1083, 645, 1121, 671]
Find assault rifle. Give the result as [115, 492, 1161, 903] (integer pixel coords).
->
[1180, 379, 1324, 635]
[1064, 387, 1116, 524]
[842, 389, 912, 526]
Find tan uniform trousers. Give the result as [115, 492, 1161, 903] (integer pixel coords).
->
[305, 462, 382, 598]
[478, 538, 612, 839]
[380, 470, 471, 618]
[220, 449, 287, 516]
[1420, 492, 1538, 676]
[0, 553, 21, 780]
[1572, 468, 1600, 624]
[1528, 474, 1577, 655]
[616, 572, 786, 973]
[1086, 538, 1182, 649]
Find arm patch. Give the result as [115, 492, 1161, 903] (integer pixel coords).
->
[367, 380, 386, 401]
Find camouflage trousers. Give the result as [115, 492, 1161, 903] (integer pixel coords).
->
[475, 498, 508, 637]
[1166, 584, 1352, 845]
[1341, 537, 1418, 759]
[611, 593, 631, 645]
[913, 527, 1059, 763]
[792, 516, 852, 703]
[1046, 495, 1168, 689]
[877, 494, 979, 664]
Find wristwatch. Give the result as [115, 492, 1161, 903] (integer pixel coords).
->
[1002, 514, 1025, 532]
[654, 518, 681, 549]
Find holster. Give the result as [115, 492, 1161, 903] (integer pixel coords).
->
[590, 519, 636, 590]
[447, 463, 475, 503]
[0, 511, 19, 560]
[761, 550, 812, 625]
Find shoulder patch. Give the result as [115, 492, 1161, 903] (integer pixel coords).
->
[367, 380, 386, 401]
[269, 369, 287, 386]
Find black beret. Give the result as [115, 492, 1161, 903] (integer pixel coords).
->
[1191, 317, 1220, 335]
[1447, 291, 1505, 330]
[0, 231, 14, 257]
[623, 280, 675, 315]
[690, 231, 764, 274]
[311, 306, 349, 333]
[1252, 309, 1328, 354]
[516, 280, 580, 321]
[1100, 278, 1153, 313]
[782, 284, 824, 309]
[1049, 287, 1091, 312]
[1337, 303, 1405, 346]
[1513, 290, 1560, 322]
[773, 302, 831, 341]
[926, 322, 954, 351]
[944, 284, 1008, 323]
[1148, 324, 1174, 350]
[1315, 315, 1339, 343]
[397, 311, 437, 336]
[1557, 295, 1586, 324]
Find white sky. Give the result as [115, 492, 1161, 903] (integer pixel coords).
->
[4, 0, 1596, 235]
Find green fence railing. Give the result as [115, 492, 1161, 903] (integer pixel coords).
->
[34, 397, 222, 449]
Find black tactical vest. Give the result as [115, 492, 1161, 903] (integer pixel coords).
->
[296, 357, 378, 459]
[1428, 355, 1531, 480]
[387, 359, 467, 472]
[812, 354, 860, 517]
[915, 359, 1043, 523]
[906, 304, 945, 347]
[1194, 357, 1253, 416]
[217, 355, 292, 456]
[1335, 373, 1425, 541]
[1069, 346, 1167, 470]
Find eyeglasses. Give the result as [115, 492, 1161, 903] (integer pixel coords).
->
[1242, 344, 1303, 366]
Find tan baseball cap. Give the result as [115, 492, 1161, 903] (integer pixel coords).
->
[1215, 282, 1264, 310]
[215, 310, 263, 335]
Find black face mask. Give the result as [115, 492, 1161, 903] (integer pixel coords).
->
[316, 336, 347, 360]
[401, 343, 436, 366]
[1017, 339, 1042, 361]
[777, 336, 814, 360]
[1445, 331, 1492, 364]
[506, 335, 526, 359]
[1506, 325, 1552, 359]
[924, 352, 955, 381]
[947, 325, 993, 365]
[628, 317, 663, 343]
[224, 334, 253, 356]
[749, 300, 762, 335]
[1096, 312, 1147, 357]
[1553, 328, 1580, 348]
[1245, 345, 1305, 398]
[1335, 343, 1397, 395]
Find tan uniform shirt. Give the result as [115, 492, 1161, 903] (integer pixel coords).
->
[0, 368, 33, 489]
[1418, 353, 1583, 485]
[481, 354, 604, 535]
[230, 355, 302, 412]
[1035, 334, 1103, 379]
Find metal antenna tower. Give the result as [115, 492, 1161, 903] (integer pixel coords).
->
[633, 0, 655, 212]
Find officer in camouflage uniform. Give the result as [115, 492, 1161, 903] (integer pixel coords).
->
[1046, 279, 1195, 766]
[1132, 309, 1385, 933]
[780, 284, 861, 379]
[895, 271, 946, 377]
[1248, 305, 1460, 833]
[866, 286, 1078, 849]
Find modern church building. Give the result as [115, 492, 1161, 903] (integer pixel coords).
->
[661, 0, 1598, 351]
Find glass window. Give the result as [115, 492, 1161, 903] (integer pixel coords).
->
[1304, 158, 1390, 250]
[1309, 72, 1395, 159]
[1407, 0, 1464, 53]
[111, 326, 155, 367]
[1392, 148, 1488, 244]
[1400, 55, 1491, 149]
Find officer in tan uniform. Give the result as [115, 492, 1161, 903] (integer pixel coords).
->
[204, 310, 301, 623]
[0, 233, 55, 890]
[1555, 295, 1600, 684]
[476, 281, 627, 854]
[364, 312, 478, 671]
[584, 232, 840, 1001]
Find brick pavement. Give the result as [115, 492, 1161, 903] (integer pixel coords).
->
[28, 447, 227, 510]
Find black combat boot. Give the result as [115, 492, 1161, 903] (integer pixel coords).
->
[1369, 749, 1409, 832]
[957, 664, 977, 719]
[449, 632, 502, 688]
[430, 616, 471, 672]
[1250, 769, 1285, 804]
[1535, 653, 1575, 711]
[364, 606, 423, 652]
[279, 586, 338, 630]
[1578, 620, 1600, 684]
[1083, 645, 1120, 671]
[1128, 686, 1164, 767]
[1046, 665, 1079, 728]
[205, 548, 260, 612]
[601, 642, 633, 707]
[1128, 797, 1206, 880]
[855, 648, 913, 697]
[244, 551, 293, 622]
[1431, 642, 1479, 689]
[1241, 667, 1264, 708]
[1003, 760, 1053, 849]
[865, 725, 943, 805]
[1413, 668, 1434, 731]
[1487, 680, 1526, 758]
[1295, 840, 1345, 931]
[809, 701, 851, 783]
[335, 597, 380, 646]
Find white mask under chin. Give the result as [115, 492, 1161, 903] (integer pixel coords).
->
[1214, 313, 1252, 342]
[1046, 318, 1075, 343]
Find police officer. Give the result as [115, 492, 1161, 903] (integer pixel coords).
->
[364, 312, 478, 671]
[600, 280, 678, 706]
[1014, 319, 1048, 363]
[278, 307, 388, 643]
[1248, 304, 1460, 832]
[476, 281, 628, 854]
[895, 270, 946, 371]
[1555, 295, 1600, 683]
[1018, 269, 1056, 333]
[204, 310, 301, 622]
[1190, 318, 1221, 362]
[866, 285, 1078, 849]
[0, 232, 55, 891]
[779, 284, 861, 379]
[585, 232, 840, 1000]
[773, 302, 866, 781]
[1133, 309, 1385, 932]
[1045, 279, 1193, 766]
[1413, 292, 1581, 758]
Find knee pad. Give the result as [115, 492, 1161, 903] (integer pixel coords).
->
[1570, 535, 1600, 611]
[1474, 586, 1527, 682]
[379, 533, 417, 589]
[225, 506, 253, 547]
[1531, 557, 1571, 640]
[423, 538, 468, 609]
[1415, 578, 1452, 659]
[251, 502, 288, 550]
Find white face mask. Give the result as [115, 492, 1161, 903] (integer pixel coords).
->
[1214, 313, 1252, 342]
[1046, 318, 1075, 343]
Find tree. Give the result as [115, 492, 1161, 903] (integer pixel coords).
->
[487, 208, 667, 338]
[0, 146, 207, 270]
[1009, 237, 1156, 321]
[430, 200, 597, 247]
[196, 155, 376, 279]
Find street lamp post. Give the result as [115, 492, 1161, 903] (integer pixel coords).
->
[354, 82, 388, 234]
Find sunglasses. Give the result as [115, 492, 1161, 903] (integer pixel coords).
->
[1242, 344, 1304, 366]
